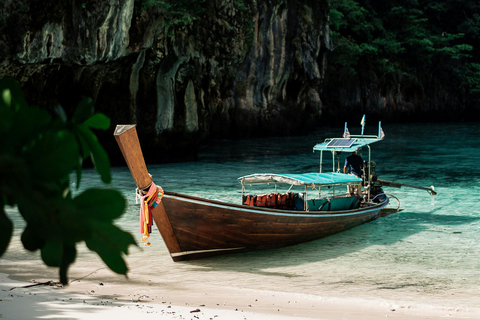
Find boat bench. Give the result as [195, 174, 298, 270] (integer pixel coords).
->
[294, 196, 361, 211]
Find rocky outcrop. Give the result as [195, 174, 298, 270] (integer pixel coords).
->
[0, 0, 330, 162]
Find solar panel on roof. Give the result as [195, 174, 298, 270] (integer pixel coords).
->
[326, 138, 356, 148]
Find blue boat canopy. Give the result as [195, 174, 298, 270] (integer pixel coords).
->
[238, 172, 362, 187]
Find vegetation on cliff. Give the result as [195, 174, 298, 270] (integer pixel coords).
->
[324, 0, 480, 121]
[137, 0, 207, 27]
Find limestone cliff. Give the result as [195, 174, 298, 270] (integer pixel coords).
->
[0, 0, 330, 162]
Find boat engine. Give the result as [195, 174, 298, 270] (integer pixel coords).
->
[364, 160, 387, 202]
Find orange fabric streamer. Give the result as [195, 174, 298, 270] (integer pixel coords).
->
[137, 181, 164, 246]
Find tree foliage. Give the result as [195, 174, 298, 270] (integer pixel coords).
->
[137, 0, 252, 33]
[138, 0, 207, 27]
[0, 77, 136, 285]
[328, 0, 480, 93]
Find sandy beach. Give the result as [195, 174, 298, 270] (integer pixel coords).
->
[2, 271, 479, 320]
[2, 244, 480, 320]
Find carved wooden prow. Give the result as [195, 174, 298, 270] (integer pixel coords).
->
[114, 125, 181, 258]
[114, 125, 151, 190]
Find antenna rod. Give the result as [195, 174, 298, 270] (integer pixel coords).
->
[361, 115, 365, 135]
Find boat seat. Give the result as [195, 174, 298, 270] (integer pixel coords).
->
[326, 196, 360, 211]
[306, 199, 329, 211]
[301, 196, 360, 212]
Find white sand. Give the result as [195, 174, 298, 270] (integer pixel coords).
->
[1, 271, 479, 320]
[0, 272, 306, 320]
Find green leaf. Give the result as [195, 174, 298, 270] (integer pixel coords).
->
[0, 83, 51, 152]
[27, 130, 79, 182]
[0, 77, 28, 111]
[41, 240, 62, 267]
[85, 222, 136, 275]
[21, 224, 45, 251]
[72, 97, 94, 125]
[15, 106, 52, 146]
[89, 138, 111, 183]
[16, 184, 87, 242]
[76, 124, 111, 183]
[53, 196, 93, 242]
[0, 205, 13, 256]
[73, 126, 92, 159]
[0, 155, 30, 198]
[19, 194, 91, 246]
[83, 113, 110, 130]
[73, 188, 126, 221]
[1, 86, 11, 108]
[0, 104, 14, 134]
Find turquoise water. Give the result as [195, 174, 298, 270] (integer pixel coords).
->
[3, 122, 480, 312]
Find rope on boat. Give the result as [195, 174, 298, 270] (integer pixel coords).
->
[370, 193, 384, 202]
[385, 193, 401, 211]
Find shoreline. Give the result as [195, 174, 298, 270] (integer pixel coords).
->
[2, 269, 479, 320]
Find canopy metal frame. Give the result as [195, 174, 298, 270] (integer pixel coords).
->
[313, 122, 384, 203]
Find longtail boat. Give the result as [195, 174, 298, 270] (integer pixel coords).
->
[114, 121, 431, 262]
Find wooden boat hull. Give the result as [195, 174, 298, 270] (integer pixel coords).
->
[113, 124, 392, 262]
[152, 192, 390, 261]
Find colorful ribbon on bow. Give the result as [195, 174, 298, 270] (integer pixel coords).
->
[136, 181, 164, 246]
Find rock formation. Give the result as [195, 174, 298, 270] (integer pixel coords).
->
[0, 0, 330, 162]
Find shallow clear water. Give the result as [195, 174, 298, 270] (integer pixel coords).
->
[3, 122, 480, 310]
